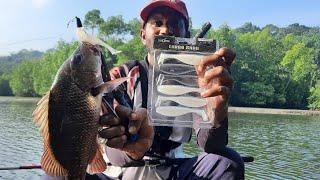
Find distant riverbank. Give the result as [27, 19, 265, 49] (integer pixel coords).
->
[0, 96, 39, 103]
[229, 106, 320, 116]
[1, 96, 319, 116]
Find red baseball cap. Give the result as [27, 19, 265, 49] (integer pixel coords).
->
[140, 0, 189, 25]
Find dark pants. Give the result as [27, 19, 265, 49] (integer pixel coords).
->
[173, 147, 244, 180]
[85, 147, 244, 180]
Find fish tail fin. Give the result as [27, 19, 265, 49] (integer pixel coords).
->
[87, 143, 107, 174]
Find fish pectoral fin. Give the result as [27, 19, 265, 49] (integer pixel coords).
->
[41, 141, 68, 176]
[87, 143, 107, 174]
[91, 77, 130, 96]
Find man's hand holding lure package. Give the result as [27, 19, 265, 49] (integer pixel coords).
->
[148, 35, 218, 128]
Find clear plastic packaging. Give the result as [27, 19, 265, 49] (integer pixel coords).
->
[148, 36, 218, 128]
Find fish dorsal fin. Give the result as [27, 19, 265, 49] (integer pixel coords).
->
[87, 141, 107, 174]
[32, 92, 68, 176]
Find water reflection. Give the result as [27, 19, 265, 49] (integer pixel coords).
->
[0, 99, 319, 179]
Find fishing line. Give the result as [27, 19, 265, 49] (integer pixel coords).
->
[0, 17, 78, 50]
[0, 35, 65, 48]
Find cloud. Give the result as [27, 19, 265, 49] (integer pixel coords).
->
[32, 0, 50, 8]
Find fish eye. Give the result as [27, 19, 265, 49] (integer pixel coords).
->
[72, 54, 82, 65]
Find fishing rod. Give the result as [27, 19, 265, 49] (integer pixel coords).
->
[0, 155, 254, 170]
[0, 155, 254, 171]
[194, 22, 212, 39]
[0, 164, 41, 170]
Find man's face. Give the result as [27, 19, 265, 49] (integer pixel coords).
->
[141, 8, 188, 50]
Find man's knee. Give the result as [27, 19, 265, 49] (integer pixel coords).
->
[201, 152, 244, 179]
[176, 149, 245, 179]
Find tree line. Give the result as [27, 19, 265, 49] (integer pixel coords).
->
[0, 10, 319, 110]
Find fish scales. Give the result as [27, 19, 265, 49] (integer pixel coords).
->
[49, 79, 101, 179]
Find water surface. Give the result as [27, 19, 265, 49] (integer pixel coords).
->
[0, 98, 319, 179]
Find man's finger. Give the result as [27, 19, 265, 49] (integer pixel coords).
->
[197, 53, 223, 75]
[123, 138, 150, 152]
[197, 47, 236, 74]
[115, 105, 133, 120]
[122, 138, 153, 160]
[128, 108, 146, 134]
[99, 114, 120, 126]
[201, 85, 231, 99]
[215, 47, 236, 66]
[106, 135, 127, 149]
[99, 126, 125, 139]
[203, 66, 234, 88]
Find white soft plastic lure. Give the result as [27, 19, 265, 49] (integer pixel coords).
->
[75, 17, 121, 55]
[156, 106, 208, 121]
[157, 85, 204, 96]
[157, 96, 206, 107]
[158, 53, 203, 65]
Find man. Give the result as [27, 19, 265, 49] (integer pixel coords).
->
[42, 0, 244, 179]
[99, 0, 244, 179]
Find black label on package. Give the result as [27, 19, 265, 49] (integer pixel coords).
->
[153, 35, 217, 53]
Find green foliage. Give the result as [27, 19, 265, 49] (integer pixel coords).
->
[0, 74, 13, 96]
[97, 16, 146, 65]
[117, 36, 147, 65]
[127, 18, 141, 36]
[308, 81, 320, 110]
[33, 41, 78, 95]
[282, 34, 300, 50]
[236, 22, 261, 34]
[207, 24, 236, 49]
[84, 9, 104, 34]
[240, 82, 275, 106]
[98, 15, 129, 40]
[9, 60, 37, 96]
[230, 28, 287, 107]
[281, 43, 316, 82]
[282, 23, 311, 36]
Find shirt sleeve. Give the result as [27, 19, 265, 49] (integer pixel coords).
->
[105, 146, 136, 167]
[196, 117, 228, 153]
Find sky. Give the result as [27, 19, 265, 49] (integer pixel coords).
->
[0, 0, 319, 56]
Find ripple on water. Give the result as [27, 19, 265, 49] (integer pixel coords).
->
[0, 101, 44, 179]
[1, 101, 320, 179]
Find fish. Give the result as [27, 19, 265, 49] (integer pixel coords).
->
[32, 42, 128, 180]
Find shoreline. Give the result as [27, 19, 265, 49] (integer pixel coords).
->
[0, 96, 40, 103]
[1, 96, 319, 116]
[229, 106, 320, 116]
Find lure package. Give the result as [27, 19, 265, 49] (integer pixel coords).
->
[148, 35, 218, 128]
